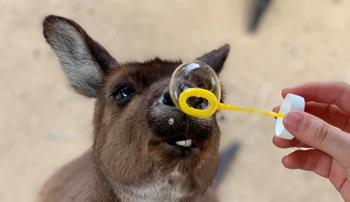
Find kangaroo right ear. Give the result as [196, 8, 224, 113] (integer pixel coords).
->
[196, 44, 230, 74]
[43, 15, 118, 97]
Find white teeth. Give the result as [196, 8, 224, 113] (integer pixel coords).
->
[175, 139, 192, 147]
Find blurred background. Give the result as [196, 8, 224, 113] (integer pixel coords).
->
[1, 0, 350, 201]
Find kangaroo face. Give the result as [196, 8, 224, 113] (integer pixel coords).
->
[43, 15, 230, 198]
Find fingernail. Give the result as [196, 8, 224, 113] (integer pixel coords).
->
[283, 111, 304, 132]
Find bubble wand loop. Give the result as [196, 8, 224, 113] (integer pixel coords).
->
[178, 88, 285, 119]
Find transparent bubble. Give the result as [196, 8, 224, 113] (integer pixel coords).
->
[169, 61, 221, 109]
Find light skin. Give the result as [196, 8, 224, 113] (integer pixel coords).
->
[273, 81, 350, 202]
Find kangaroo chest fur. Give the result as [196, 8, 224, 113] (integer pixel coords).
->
[113, 168, 190, 202]
[39, 151, 204, 202]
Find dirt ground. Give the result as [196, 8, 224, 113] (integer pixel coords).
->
[1, 0, 350, 201]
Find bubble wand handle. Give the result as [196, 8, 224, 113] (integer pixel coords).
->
[218, 103, 284, 118]
[178, 88, 284, 119]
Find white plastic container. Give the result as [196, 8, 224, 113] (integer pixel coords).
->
[275, 94, 305, 140]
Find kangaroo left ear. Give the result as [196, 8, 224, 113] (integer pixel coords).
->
[196, 44, 230, 74]
[43, 15, 119, 97]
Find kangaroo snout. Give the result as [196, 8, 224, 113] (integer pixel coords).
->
[147, 81, 215, 158]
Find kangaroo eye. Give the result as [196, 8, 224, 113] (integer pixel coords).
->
[111, 84, 135, 105]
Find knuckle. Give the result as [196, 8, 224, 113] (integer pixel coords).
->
[313, 122, 331, 146]
[335, 81, 349, 88]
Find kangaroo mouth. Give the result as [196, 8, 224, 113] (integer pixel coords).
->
[171, 139, 192, 147]
[147, 103, 213, 157]
[157, 133, 206, 157]
[148, 132, 206, 158]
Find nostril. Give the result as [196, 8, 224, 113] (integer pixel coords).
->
[187, 97, 208, 110]
[162, 91, 175, 106]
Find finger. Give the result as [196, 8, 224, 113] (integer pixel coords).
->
[283, 111, 350, 165]
[272, 136, 309, 148]
[339, 180, 350, 202]
[305, 102, 350, 132]
[275, 99, 350, 131]
[282, 81, 350, 114]
[328, 158, 349, 192]
[283, 149, 349, 195]
[282, 149, 332, 177]
[272, 106, 280, 120]
[272, 106, 279, 113]
[276, 101, 350, 132]
[272, 102, 347, 147]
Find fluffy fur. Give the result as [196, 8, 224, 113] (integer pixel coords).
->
[40, 15, 230, 202]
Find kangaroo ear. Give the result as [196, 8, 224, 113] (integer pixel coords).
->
[43, 15, 118, 97]
[196, 44, 230, 74]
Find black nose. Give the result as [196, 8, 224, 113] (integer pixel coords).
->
[161, 90, 208, 109]
[162, 90, 175, 106]
[187, 96, 208, 110]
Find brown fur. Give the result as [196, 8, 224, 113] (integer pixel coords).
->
[40, 15, 229, 202]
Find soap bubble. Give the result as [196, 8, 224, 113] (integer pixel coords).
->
[169, 61, 221, 109]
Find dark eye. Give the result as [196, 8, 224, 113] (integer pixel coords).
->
[111, 83, 135, 105]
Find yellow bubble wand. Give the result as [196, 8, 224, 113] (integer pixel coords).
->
[178, 88, 285, 119]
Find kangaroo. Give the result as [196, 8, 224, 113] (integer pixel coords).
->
[40, 15, 231, 202]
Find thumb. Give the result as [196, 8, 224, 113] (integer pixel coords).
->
[283, 111, 350, 165]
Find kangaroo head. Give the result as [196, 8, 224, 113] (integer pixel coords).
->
[43, 15, 230, 200]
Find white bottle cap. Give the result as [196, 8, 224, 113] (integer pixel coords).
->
[275, 94, 305, 140]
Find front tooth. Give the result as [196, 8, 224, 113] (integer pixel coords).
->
[175, 140, 186, 147]
[175, 139, 192, 147]
[185, 139, 192, 147]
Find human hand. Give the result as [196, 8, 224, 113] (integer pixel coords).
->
[273, 81, 350, 201]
